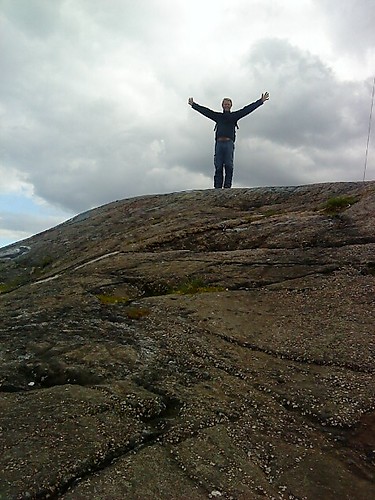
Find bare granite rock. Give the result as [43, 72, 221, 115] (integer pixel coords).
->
[0, 181, 374, 499]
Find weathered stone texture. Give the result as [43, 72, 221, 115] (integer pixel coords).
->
[0, 182, 374, 499]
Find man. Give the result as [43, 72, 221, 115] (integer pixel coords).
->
[188, 92, 269, 188]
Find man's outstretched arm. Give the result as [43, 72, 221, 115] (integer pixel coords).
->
[234, 91, 270, 120]
[188, 97, 218, 121]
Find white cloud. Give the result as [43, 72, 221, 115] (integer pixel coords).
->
[0, 166, 31, 194]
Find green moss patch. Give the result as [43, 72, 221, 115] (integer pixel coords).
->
[96, 294, 131, 305]
[125, 307, 151, 319]
[322, 195, 359, 214]
[172, 278, 226, 295]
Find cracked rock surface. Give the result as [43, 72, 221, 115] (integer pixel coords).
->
[0, 182, 374, 499]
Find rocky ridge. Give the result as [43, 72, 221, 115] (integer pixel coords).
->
[0, 181, 374, 499]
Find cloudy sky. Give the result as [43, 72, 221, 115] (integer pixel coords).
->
[1, 0, 375, 248]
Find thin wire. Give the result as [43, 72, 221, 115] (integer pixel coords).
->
[363, 76, 375, 182]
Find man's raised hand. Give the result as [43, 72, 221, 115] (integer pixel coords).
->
[261, 92, 270, 102]
[188, 97, 194, 106]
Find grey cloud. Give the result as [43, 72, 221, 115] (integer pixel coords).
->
[0, 0, 65, 38]
[316, 0, 375, 54]
[244, 39, 369, 145]
[76, 0, 177, 39]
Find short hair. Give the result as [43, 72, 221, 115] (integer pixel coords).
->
[222, 98, 232, 106]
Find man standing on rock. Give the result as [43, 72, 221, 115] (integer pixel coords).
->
[188, 92, 269, 189]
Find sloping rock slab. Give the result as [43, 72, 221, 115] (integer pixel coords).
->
[0, 182, 374, 499]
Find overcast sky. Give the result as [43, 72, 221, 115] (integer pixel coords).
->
[1, 0, 375, 248]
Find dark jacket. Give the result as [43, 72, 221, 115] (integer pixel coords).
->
[191, 99, 263, 142]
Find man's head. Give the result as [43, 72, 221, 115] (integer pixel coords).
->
[222, 98, 232, 112]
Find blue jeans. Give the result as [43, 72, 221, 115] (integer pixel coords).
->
[214, 140, 234, 188]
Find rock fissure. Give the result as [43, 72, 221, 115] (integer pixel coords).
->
[203, 328, 374, 374]
[31, 431, 164, 500]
